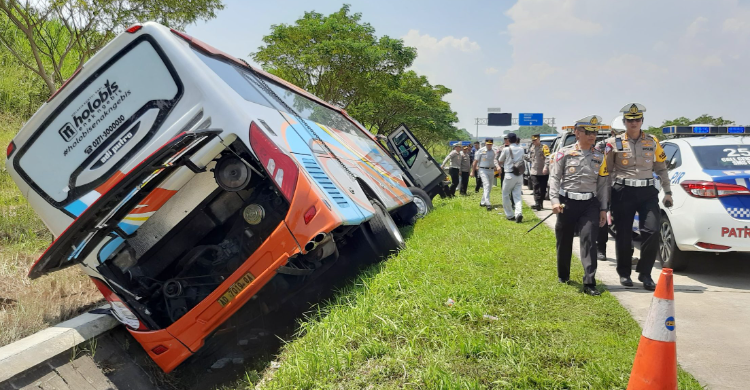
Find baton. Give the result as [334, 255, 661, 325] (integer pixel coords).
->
[526, 204, 564, 234]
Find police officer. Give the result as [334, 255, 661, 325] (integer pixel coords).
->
[442, 143, 462, 197]
[471, 138, 498, 211]
[604, 103, 673, 290]
[549, 115, 609, 296]
[472, 141, 482, 193]
[525, 134, 551, 210]
[459, 145, 472, 195]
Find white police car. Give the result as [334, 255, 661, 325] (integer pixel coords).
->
[657, 125, 750, 271]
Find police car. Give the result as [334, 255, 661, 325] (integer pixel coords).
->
[657, 125, 750, 271]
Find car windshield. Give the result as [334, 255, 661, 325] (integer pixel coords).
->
[693, 145, 750, 170]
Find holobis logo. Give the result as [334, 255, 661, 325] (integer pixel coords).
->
[60, 79, 120, 141]
[58, 122, 77, 142]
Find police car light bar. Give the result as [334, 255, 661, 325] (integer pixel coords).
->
[662, 125, 748, 136]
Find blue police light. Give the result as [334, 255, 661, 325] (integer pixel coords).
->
[692, 126, 710, 134]
[728, 126, 746, 134]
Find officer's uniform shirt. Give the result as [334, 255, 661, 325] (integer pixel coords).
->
[459, 151, 471, 172]
[525, 143, 550, 175]
[442, 149, 461, 169]
[604, 131, 671, 193]
[549, 143, 609, 209]
[475, 148, 497, 169]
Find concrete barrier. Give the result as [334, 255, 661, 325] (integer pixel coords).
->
[0, 306, 119, 383]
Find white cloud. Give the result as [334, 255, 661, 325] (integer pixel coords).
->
[403, 30, 480, 53]
[486, 0, 750, 131]
[485, 67, 499, 74]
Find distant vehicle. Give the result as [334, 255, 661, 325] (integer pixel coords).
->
[5, 22, 430, 373]
[655, 125, 750, 271]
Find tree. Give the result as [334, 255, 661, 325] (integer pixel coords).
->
[645, 114, 735, 140]
[252, 4, 416, 109]
[514, 124, 557, 140]
[0, 0, 224, 95]
[456, 128, 471, 141]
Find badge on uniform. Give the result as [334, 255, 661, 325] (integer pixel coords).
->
[622, 159, 629, 165]
[605, 143, 613, 154]
[568, 167, 576, 173]
[555, 151, 564, 162]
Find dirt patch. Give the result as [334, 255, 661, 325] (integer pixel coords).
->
[0, 248, 102, 347]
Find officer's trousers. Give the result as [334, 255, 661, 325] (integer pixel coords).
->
[611, 186, 660, 277]
[478, 168, 493, 206]
[502, 173, 523, 218]
[448, 167, 460, 197]
[555, 197, 599, 285]
[459, 171, 470, 195]
[474, 169, 482, 192]
[596, 222, 608, 255]
[530, 174, 549, 207]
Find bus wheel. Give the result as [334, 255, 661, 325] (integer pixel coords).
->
[364, 199, 405, 258]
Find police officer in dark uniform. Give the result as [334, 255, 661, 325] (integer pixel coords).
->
[525, 134, 551, 210]
[604, 103, 673, 290]
[549, 115, 609, 296]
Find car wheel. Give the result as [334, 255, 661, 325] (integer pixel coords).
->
[362, 199, 405, 259]
[410, 187, 433, 218]
[658, 214, 688, 272]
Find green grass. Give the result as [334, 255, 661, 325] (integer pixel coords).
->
[245, 185, 703, 389]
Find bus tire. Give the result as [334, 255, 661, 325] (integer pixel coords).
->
[364, 199, 405, 258]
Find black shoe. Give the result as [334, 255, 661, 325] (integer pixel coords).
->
[596, 252, 606, 261]
[506, 215, 515, 221]
[558, 277, 569, 284]
[487, 206, 492, 211]
[638, 274, 656, 291]
[620, 276, 633, 287]
[515, 214, 523, 223]
[584, 285, 601, 296]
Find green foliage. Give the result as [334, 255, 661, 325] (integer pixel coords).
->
[250, 191, 704, 389]
[645, 114, 735, 140]
[456, 128, 472, 141]
[252, 4, 416, 108]
[252, 5, 460, 149]
[515, 124, 557, 140]
[0, 0, 224, 94]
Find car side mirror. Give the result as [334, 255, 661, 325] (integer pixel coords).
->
[667, 157, 677, 170]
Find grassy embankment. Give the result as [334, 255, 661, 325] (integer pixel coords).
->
[242, 189, 702, 389]
[0, 113, 101, 347]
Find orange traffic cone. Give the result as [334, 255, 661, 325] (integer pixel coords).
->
[627, 268, 677, 389]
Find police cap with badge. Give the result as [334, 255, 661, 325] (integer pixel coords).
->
[621, 103, 646, 120]
[575, 115, 603, 131]
[485, 138, 493, 145]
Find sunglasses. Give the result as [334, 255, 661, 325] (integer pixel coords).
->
[576, 128, 598, 136]
[625, 118, 643, 123]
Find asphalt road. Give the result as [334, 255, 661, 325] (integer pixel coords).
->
[521, 189, 750, 390]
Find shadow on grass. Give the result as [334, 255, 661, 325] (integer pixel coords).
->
[103, 228, 403, 390]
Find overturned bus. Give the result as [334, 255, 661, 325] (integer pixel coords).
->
[5, 22, 433, 372]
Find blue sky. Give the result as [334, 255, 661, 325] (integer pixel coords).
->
[187, 0, 750, 137]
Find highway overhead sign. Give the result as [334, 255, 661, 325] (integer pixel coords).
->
[519, 113, 544, 126]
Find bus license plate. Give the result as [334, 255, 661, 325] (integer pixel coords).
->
[218, 272, 255, 307]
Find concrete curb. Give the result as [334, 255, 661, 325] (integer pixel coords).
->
[0, 306, 119, 383]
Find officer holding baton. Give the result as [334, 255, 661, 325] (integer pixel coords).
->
[604, 103, 673, 290]
[549, 115, 609, 296]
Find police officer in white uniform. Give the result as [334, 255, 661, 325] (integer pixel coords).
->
[549, 115, 609, 296]
[497, 132, 525, 222]
[471, 138, 498, 211]
[604, 103, 673, 290]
